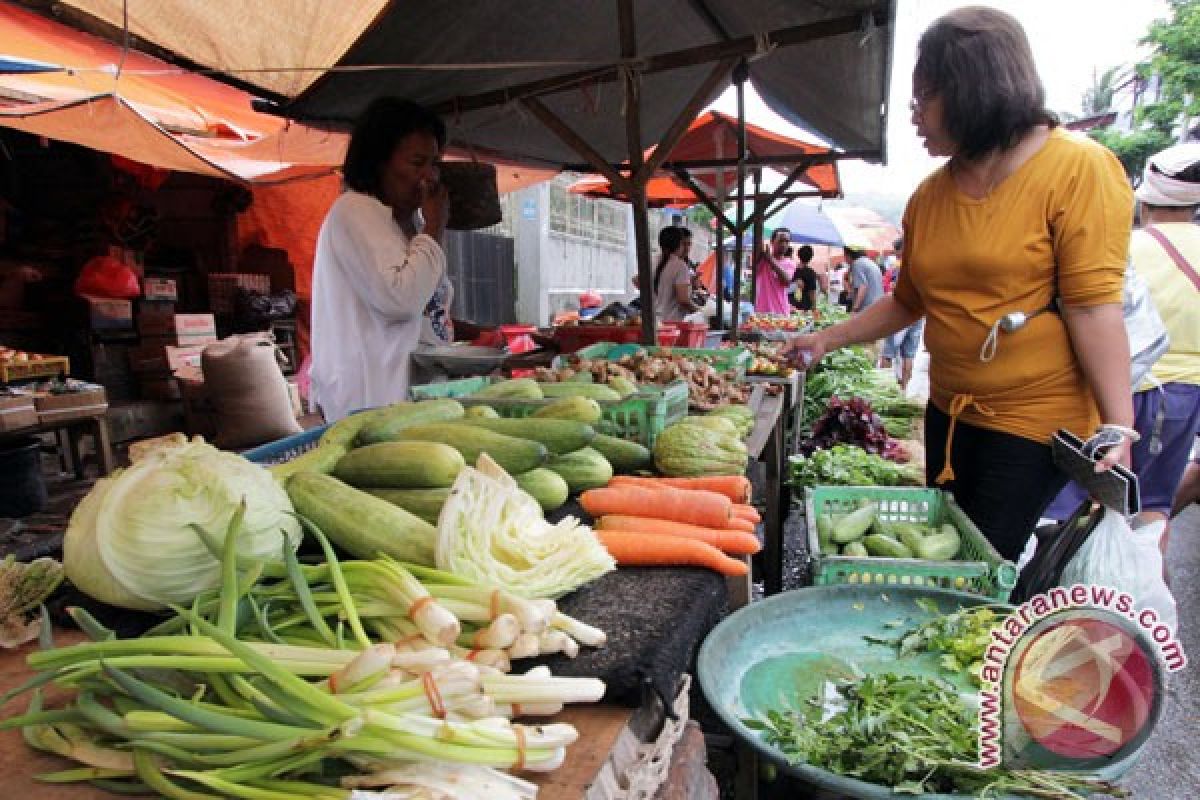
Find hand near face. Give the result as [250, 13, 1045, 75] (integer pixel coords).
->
[420, 180, 450, 241]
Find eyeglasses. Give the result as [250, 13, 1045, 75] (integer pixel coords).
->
[908, 88, 936, 114]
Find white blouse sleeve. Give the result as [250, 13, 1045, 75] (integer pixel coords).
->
[329, 200, 447, 323]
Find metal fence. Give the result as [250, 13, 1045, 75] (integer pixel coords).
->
[443, 230, 517, 326]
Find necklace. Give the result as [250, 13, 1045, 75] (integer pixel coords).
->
[951, 151, 1008, 201]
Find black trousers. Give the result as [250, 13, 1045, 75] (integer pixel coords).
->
[925, 404, 1068, 562]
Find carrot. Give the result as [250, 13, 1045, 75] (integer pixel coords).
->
[580, 486, 732, 528]
[732, 504, 761, 524]
[725, 516, 756, 533]
[595, 531, 748, 576]
[608, 475, 752, 504]
[597, 515, 761, 555]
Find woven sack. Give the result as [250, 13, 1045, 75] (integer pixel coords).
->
[202, 334, 301, 449]
[440, 161, 501, 230]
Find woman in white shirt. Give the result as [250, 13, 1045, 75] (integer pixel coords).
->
[310, 98, 451, 421]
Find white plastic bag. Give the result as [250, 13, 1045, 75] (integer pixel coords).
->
[1059, 509, 1176, 633]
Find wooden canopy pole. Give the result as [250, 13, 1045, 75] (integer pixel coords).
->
[616, 0, 657, 347]
[750, 167, 764, 306]
[730, 59, 749, 344]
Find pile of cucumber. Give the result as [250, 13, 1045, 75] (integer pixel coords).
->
[815, 501, 962, 561]
[272, 382, 657, 527]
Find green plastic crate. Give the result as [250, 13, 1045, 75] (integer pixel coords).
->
[569, 341, 751, 375]
[409, 375, 687, 446]
[803, 486, 1017, 601]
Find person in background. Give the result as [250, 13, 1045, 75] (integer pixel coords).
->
[1046, 142, 1200, 560]
[783, 7, 1134, 561]
[879, 237, 924, 391]
[789, 244, 820, 312]
[846, 244, 884, 313]
[754, 228, 795, 314]
[311, 97, 450, 422]
[828, 258, 849, 308]
[651, 225, 701, 322]
[882, 238, 903, 293]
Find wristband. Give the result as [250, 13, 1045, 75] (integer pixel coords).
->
[1097, 424, 1141, 443]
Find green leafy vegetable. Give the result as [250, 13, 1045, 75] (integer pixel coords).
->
[0, 556, 63, 648]
[869, 599, 1009, 686]
[745, 672, 1128, 798]
[789, 445, 923, 487]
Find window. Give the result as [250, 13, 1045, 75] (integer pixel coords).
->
[549, 177, 627, 246]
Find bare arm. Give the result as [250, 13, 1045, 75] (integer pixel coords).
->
[673, 282, 700, 312]
[1061, 302, 1134, 468]
[784, 296, 919, 366]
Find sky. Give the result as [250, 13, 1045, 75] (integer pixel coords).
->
[706, 0, 1171, 219]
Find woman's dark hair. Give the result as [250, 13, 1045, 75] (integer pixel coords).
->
[655, 226, 687, 289]
[796, 244, 814, 263]
[342, 98, 447, 197]
[914, 7, 1056, 160]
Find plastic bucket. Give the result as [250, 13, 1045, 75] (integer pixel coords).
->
[657, 325, 681, 346]
[0, 437, 47, 517]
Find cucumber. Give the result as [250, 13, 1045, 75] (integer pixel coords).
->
[363, 488, 450, 525]
[395, 423, 548, 475]
[452, 418, 595, 455]
[333, 441, 465, 488]
[286, 473, 436, 565]
[358, 399, 466, 444]
[898, 528, 926, 556]
[464, 405, 500, 419]
[532, 396, 603, 424]
[916, 528, 962, 560]
[863, 533, 913, 559]
[842, 541, 869, 558]
[537, 383, 622, 403]
[546, 447, 614, 493]
[319, 409, 383, 448]
[565, 371, 594, 383]
[589, 434, 652, 473]
[472, 378, 544, 401]
[816, 514, 835, 546]
[831, 503, 878, 544]
[820, 539, 840, 556]
[269, 443, 346, 482]
[892, 522, 932, 540]
[514, 468, 570, 512]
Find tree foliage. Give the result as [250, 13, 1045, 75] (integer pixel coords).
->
[1088, 0, 1200, 181]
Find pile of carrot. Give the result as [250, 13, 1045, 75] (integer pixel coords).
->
[580, 476, 763, 577]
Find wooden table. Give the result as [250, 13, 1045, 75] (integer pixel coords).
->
[0, 411, 115, 480]
[744, 370, 804, 455]
[744, 385, 788, 598]
[0, 630, 662, 800]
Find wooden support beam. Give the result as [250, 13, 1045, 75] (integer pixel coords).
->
[429, 8, 889, 117]
[635, 58, 736, 184]
[747, 159, 813, 228]
[566, 149, 873, 174]
[618, 0, 657, 347]
[520, 97, 631, 193]
[673, 168, 735, 234]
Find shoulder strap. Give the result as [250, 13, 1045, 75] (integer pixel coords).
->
[1143, 225, 1200, 291]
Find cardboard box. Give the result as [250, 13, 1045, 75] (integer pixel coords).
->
[83, 295, 134, 331]
[139, 312, 217, 339]
[34, 385, 109, 424]
[0, 393, 37, 432]
[128, 344, 206, 374]
[143, 278, 178, 302]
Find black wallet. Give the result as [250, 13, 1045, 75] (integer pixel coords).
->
[1051, 429, 1140, 517]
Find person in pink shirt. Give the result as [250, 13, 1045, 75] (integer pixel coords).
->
[754, 228, 795, 314]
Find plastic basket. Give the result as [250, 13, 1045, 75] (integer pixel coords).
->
[242, 425, 328, 465]
[0, 356, 70, 383]
[803, 486, 1017, 601]
[409, 375, 688, 446]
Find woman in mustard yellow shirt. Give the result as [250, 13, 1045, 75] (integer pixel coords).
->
[786, 8, 1135, 560]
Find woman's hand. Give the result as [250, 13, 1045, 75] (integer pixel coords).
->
[420, 181, 450, 241]
[1094, 437, 1133, 472]
[782, 331, 828, 370]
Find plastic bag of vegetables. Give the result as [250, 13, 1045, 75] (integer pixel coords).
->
[436, 455, 615, 598]
[64, 437, 301, 610]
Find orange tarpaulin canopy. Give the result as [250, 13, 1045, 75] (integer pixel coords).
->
[0, 3, 348, 183]
[568, 110, 841, 205]
[0, 4, 558, 190]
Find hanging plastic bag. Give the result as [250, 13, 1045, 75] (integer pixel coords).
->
[1058, 509, 1176, 633]
[74, 255, 140, 299]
